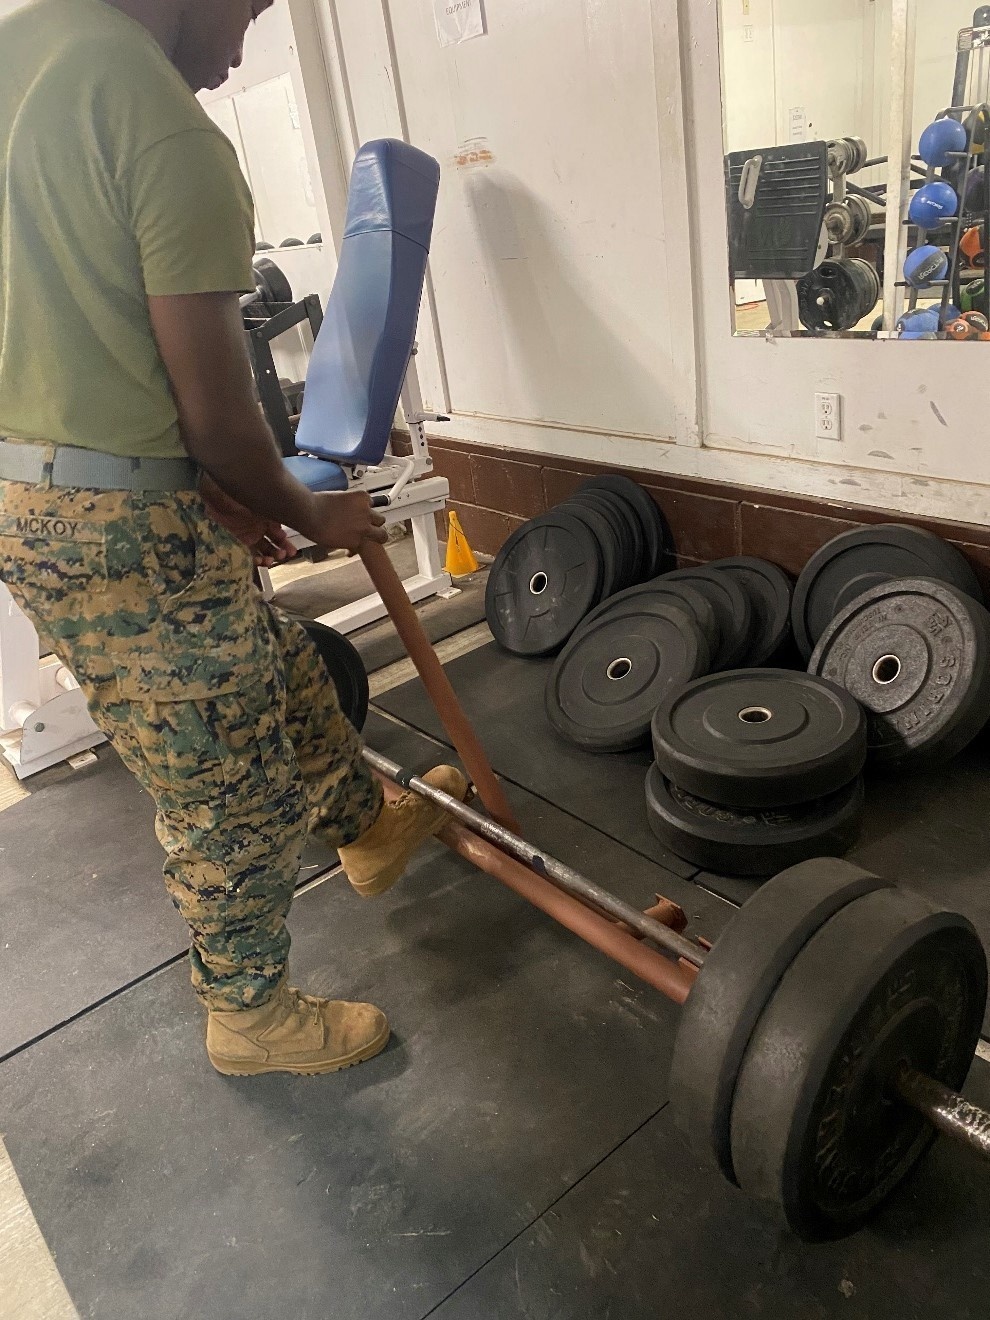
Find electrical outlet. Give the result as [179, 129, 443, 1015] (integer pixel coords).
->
[815, 392, 842, 441]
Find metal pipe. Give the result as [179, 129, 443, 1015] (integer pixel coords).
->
[359, 541, 519, 832]
[365, 747, 706, 969]
[894, 1066, 990, 1163]
[421, 801, 697, 1006]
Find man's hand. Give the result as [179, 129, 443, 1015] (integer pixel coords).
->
[200, 473, 298, 566]
[307, 491, 388, 555]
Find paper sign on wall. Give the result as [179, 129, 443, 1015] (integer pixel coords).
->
[434, 0, 486, 48]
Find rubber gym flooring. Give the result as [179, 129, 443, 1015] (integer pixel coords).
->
[3, 642, 990, 1317]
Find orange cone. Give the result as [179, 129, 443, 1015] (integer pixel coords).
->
[445, 510, 479, 576]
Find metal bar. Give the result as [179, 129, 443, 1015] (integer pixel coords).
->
[895, 1066, 990, 1162]
[364, 747, 706, 969]
[359, 544, 520, 832]
[376, 773, 697, 1005]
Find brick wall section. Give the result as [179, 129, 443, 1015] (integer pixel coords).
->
[418, 432, 990, 593]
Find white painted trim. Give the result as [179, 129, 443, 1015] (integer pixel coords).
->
[651, 0, 702, 448]
[882, 0, 918, 332]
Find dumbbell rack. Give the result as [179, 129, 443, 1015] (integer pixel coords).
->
[899, 105, 990, 330]
[898, 10, 990, 332]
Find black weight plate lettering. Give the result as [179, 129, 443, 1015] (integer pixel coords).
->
[571, 579, 720, 658]
[669, 858, 892, 1186]
[712, 557, 793, 667]
[663, 567, 753, 670]
[809, 576, 990, 766]
[301, 620, 369, 731]
[580, 475, 668, 579]
[546, 602, 711, 753]
[730, 888, 987, 1240]
[560, 501, 621, 602]
[645, 766, 864, 877]
[792, 524, 984, 660]
[653, 669, 867, 807]
[486, 512, 603, 656]
[567, 492, 638, 592]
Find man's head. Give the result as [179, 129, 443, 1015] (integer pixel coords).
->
[172, 0, 276, 91]
[113, 0, 276, 94]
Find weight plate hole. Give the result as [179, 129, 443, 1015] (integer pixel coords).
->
[607, 658, 633, 682]
[529, 572, 549, 596]
[872, 655, 902, 685]
[738, 706, 773, 724]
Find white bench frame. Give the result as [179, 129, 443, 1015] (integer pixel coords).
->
[258, 349, 454, 634]
[0, 580, 106, 779]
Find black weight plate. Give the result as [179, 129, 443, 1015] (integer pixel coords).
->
[669, 858, 893, 1186]
[253, 256, 293, 306]
[592, 488, 647, 587]
[662, 567, 753, 670]
[652, 669, 867, 807]
[645, 765, 864, 877]
[301, 620, 369, 731]
[792, 524, 984, 660]
[560, 501, 621, 602]
[580, 475, 667, 579]
[567, 492, 638, 592]
[486, 512, 603, 657]
[572, 579, 721, 658]
[546, 602, 711, 752]
[809, 577, 990, 767]
[712, 557, 793, 667]
[730, 887, 987, 1240]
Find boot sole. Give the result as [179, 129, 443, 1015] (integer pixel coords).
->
[208, 1022, 390, 1077]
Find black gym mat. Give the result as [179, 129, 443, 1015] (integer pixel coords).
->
[431, 1060, 990, 1320]
[374, 642, 701, 881]
[0, 714, 734, 1320]
[0, 748, 338, 1061]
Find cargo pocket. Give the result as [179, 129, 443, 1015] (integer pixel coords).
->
[115, 505, 278, 704]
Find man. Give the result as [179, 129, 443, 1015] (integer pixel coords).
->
[0, 0, 467, 1076]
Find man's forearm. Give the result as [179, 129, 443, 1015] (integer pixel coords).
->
[184, 415, 319, 538]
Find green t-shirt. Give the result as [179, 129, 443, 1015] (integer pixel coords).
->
[0, 0, 256, 458]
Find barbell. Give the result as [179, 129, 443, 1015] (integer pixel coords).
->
[364, 747, 989, 1242]
[356, 542, 990, 1243]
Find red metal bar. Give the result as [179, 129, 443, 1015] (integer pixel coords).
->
[360, 541, 520, 832]
[427, 808, 697, 1005]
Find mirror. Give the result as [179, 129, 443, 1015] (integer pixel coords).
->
[718, 1, 990, 340]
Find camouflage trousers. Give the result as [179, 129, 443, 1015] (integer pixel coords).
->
[0, 477, 383, 1010]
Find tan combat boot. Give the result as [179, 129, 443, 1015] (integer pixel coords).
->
[339, 764, 470, 898]
[206, 981, 389, 1077]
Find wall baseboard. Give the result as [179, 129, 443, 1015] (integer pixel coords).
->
[412, 433, 990, 593]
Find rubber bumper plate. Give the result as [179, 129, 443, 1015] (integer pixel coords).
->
[645, 765, 865, 877]
[792, 524, 984, 660]
[546, 601, 711, 752]
[652, 669, 867, 808]
[301, 620, 369, 731]
[809, 576, 990, 766]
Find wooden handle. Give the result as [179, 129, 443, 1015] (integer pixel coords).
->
[360, 541, 520, 832]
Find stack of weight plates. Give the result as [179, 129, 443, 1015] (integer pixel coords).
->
[485, 476, 669, 657]
[544, 557, 794, 752]
[645, 670, 868, 877]
[808, 576, 990, 768]
[791, 523, 984, 661]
